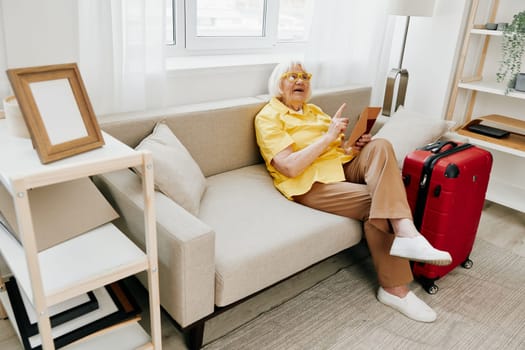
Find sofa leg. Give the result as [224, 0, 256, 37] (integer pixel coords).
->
[184, 321, 205, 350]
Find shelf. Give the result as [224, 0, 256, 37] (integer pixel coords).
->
[456, 115, 525, 157]
[0, 222, 148, 306]
[470, 28, 503, 36]
[457, 131, 525, 157]
[64, 322, 151, 350]
[458, 80, 525, 100]
[0, 123, 144, 195]
[0, 288, 152, 350]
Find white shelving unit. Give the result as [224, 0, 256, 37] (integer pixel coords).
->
[446, 0, 525, 213]
[0, 120, 162, 349]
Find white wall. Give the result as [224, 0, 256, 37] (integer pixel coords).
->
[166, 63, 275, 106]
[1, 0, 78, 68]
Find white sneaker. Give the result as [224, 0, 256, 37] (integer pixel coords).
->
[377, 287, 437, 323]
[390, 235, 452, 266]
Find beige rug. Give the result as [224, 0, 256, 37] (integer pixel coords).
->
[203, 238, 525, 350]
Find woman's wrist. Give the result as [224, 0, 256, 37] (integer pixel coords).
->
[323, 132, 339, 146]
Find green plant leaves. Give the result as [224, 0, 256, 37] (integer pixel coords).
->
[496, 10, 525, 93]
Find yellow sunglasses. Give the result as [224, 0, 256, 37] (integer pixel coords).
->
[281, 72, 312, 82]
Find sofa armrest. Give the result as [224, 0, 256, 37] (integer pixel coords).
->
[93, 169, 215, 328]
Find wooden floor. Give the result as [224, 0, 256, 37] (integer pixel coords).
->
[0, 201, 523, 350]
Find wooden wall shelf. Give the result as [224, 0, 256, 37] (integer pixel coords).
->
[457, 115, 525, 155]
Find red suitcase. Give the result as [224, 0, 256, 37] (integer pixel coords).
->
[402, 141, 493, 294]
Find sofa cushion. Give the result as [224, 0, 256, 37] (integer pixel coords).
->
[135, 122, 206, 215]
[373, 107, 454, 168]
[198, 164, 362, 306]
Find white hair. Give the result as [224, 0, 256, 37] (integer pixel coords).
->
[267, 60, 311, 100]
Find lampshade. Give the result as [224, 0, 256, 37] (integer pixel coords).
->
[387, 0, 435, 17]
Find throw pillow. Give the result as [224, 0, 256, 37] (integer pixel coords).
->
[373, 106, 455, 168]
[135, 122, 206, 216]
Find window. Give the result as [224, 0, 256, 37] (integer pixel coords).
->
[195, 0, 266, 37]
[166, 0, 313, 53]
[166, 0, 175, 45]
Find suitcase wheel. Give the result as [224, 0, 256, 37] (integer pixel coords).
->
[417, 276, 440, 294]
[462, 258, 473, 269]
[426, 284, 439, 295]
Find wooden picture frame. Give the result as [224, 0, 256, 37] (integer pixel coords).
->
[6, 63, 104, 164]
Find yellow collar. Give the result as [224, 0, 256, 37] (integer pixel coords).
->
[269, 97, 323, 116]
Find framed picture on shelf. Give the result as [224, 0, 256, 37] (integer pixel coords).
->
[6, 63, 104, 164]
[5, 277, 141, 350]
[19, 286, 98, 337]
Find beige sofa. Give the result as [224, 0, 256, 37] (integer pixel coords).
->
[94, 85, 432, 349]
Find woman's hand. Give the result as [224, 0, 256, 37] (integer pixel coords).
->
[326, 103, 349, 143]
[344, 133, 372, 154]
[354, 133, 372, 150]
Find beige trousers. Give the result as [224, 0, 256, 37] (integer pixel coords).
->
[293, 138, 413, 287]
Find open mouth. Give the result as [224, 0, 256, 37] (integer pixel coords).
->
[293, 87, 305, 93]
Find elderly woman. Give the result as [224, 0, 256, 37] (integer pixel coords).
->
[255, 60, 452, 323]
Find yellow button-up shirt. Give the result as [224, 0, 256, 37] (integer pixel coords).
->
[255, 97, 355, 199]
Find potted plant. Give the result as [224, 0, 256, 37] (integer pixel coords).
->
[496, 10, 525, 92]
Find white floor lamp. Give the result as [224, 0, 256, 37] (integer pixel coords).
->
[383, 0, 436, 116]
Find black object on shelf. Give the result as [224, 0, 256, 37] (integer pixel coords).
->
[467, 123, 510, 138]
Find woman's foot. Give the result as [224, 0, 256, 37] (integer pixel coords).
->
[390, 218, 420, 238]
[390, 235, 452, 265]
[377, 286, 437, 322]
[390, 218, 452, 266]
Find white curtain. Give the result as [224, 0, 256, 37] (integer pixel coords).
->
[304, 0, 396, 105]
[78, 0, 167, 115]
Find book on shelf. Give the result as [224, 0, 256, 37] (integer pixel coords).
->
[5, 277, 141, 350]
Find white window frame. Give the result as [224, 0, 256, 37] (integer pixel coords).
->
[184, 0, 280, 50]
[166, 0, 312, 60]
